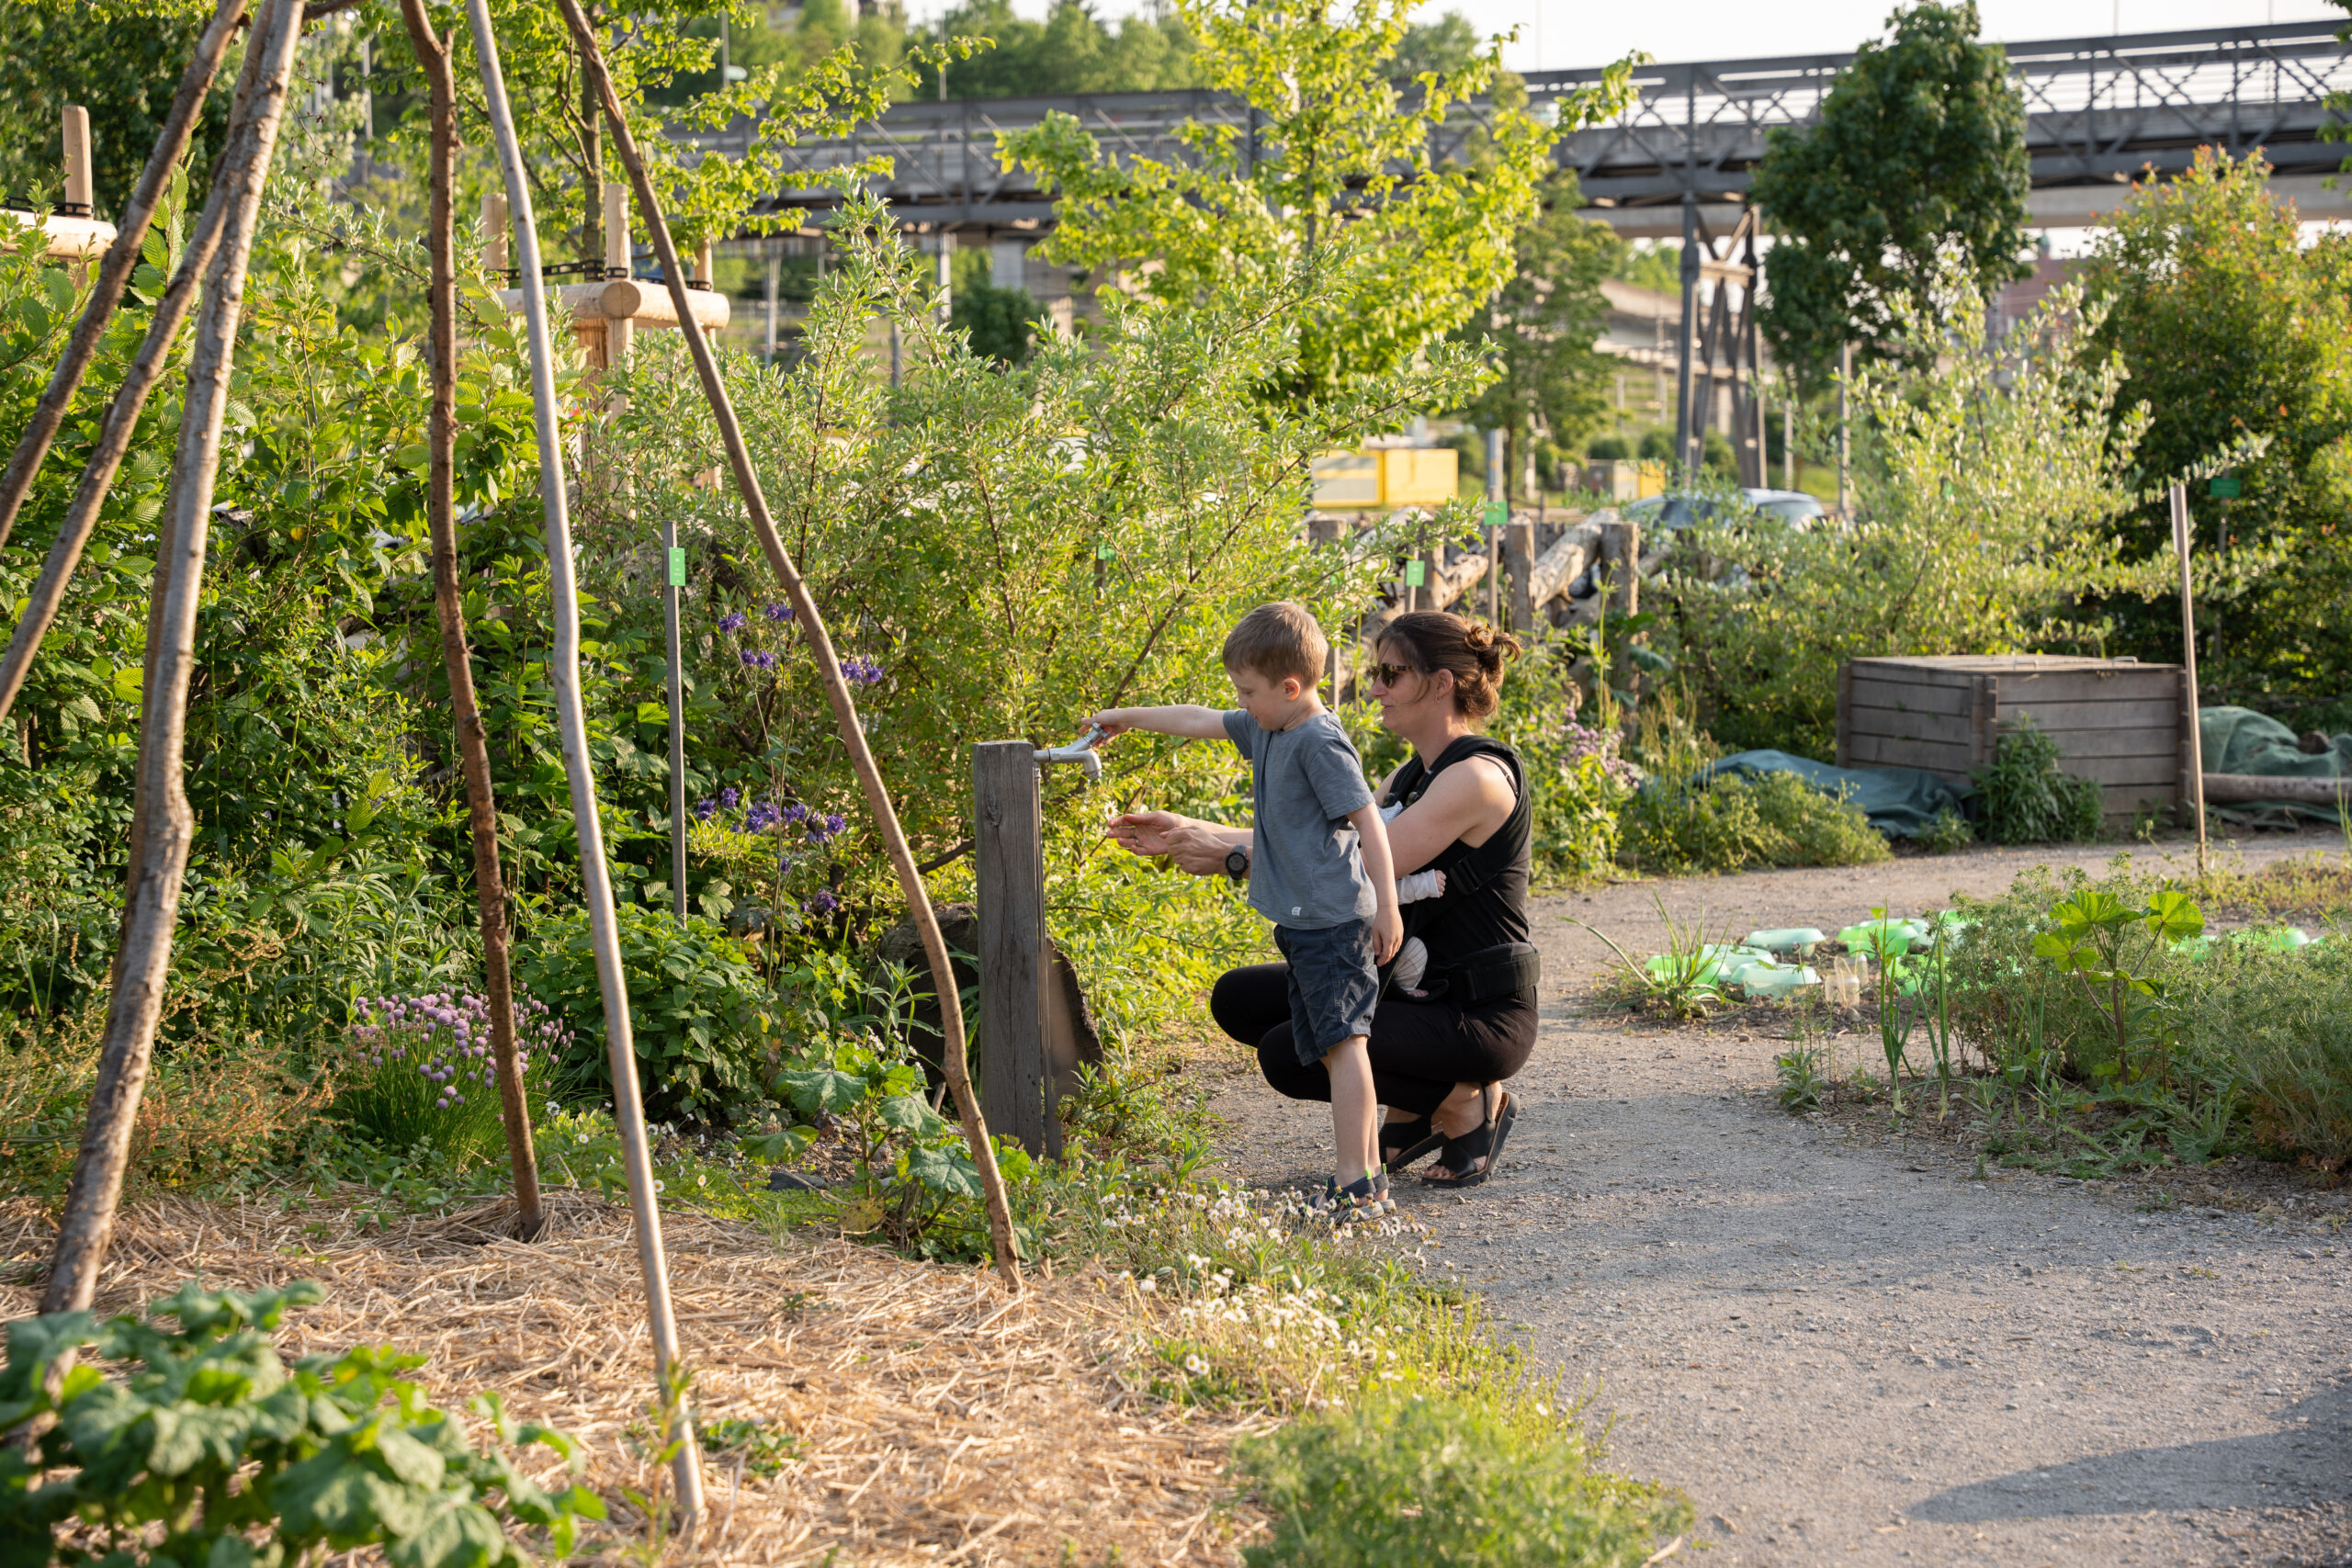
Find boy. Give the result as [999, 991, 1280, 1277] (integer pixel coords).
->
[1087, 602, 1403, 1218]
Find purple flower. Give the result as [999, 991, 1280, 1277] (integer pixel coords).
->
[779, 802, 810, 828]
[745, 801, 780, 833]
[840, 656, 885, 686]
[719, 786, 740, 809]
[695, 797, 717, 821]
[763, 603, 795, 623]
[804, 889, 840, 917]
[718, 612, 747, 634]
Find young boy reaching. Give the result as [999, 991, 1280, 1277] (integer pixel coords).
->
[1087, 602, 1404, 1219]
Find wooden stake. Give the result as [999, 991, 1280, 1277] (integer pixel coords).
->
[460, 0, 707, 1527]
[974, 742, 1053, 1158]
[0, 0, 243, 551]
[2172, 482, 2208, 881]
[550, 0, 1023, 1291]
[42, 0, 306, 1317]
[398, 0, 544, 1241]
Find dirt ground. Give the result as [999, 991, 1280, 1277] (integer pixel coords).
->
[1210, 825, 2352, 1568]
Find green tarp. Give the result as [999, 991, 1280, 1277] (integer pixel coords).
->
[2199, 705, 2351, 821]
[1696, 750, 1965, 839]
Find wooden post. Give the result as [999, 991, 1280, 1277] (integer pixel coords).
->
[61, 106, 93, 213]
[601, 182, 632, 369]
[2172, 483, 2208, 879]
[466, 0, 705, 1523]
[1483, 427, 1504, 626]
[1836, 343, 1851, 517]
[663, 511, 687, 919]
[0, 1, 242, 552]
[481, 191, 507, 274]
[42, 0, 305, 1318]
[397, 0, 544, 1240]
[974, 741, 1053, 1158]
[1505, 520, 1535, 634]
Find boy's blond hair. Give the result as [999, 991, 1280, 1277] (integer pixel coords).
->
[1222, 601, 1328, 686]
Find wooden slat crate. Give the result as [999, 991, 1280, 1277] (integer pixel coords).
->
[1835, 655, 2186, 818]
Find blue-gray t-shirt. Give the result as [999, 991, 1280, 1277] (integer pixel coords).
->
[1223, 709, 1376, 931]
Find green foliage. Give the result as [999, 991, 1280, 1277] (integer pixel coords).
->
[2076, 150, 2352, 721]
[1001, 0, 1626, 406]
[910, 0, 1200, 97]
[1917, 807, 1973, 854]
[1617, 694, 1886, 874]
[517, 903, 776, 1125]
[1232, 1388, 1690, 1568]
[948, 276, 1045, 366]
[1750, 0, 2030, 393]
[2188, 938, 2352, 1172]
[1655, 268, 2170, 758]
[1974, 722, 2104, 845]
[1449, 170, 1624, 464]
[0, 1280, 602, 1568]
[1775, 1042, 1826, 1113]
[330, 992, 571, 1168]
[2031, 887, 2203, 1085]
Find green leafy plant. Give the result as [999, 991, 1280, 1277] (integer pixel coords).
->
[1618, 693, 1888, 874]
[1231, 1387, 1690, 1568]
[518, 902, 777, 1125]
[0, 1280, 602, 1568]
[1976, 721, 2105, 845]
[1917, 807, 1974, 854]
[1850, 907, 1914, 1118]
[2031, 888, 2203, 1084]
[1775, 1043, 1827, 1114]
[1577, 897, 1732, 1020]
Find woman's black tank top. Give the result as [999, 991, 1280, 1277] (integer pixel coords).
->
[1386, 734, 1532, 973]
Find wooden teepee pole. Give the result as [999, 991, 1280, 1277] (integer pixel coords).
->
[552, 0, 1023, 1292]
[41, 0, 307, 1316]
[0, 0, 243, 552]
[459, 0, 706, 1527]
[395, 0, 545, 1241]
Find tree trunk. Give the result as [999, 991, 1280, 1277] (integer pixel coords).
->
[43, 0, 307, 1316]
[0, 0, 243, 551]
[398, 0, 545, 1241]
[552, 0, 1023, 1292]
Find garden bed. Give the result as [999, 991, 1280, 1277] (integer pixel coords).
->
[0, 1192, 1261, 1566]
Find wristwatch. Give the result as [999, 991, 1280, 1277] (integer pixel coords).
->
[1224, 845, 1250, 885]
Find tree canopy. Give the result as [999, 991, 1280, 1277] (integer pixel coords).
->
[1749, 0, 2030, 392]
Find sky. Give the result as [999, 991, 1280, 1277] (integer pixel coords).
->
[967, 0, 2346, 73]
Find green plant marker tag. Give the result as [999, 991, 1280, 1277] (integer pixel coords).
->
[2208, 475, 2240, 499]
[1404, 559, 1426, 587]
[1483, 502, 1506, 529]
[1096, 540, 1115, 559]
[667, 547, 686, 586]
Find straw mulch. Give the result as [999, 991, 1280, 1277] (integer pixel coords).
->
[0, 1191, 1272, 1565]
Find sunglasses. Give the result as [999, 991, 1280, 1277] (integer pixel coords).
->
[1368, 661, 1422, 687]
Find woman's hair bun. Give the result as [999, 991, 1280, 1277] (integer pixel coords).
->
[1381, 612, 1521, 722]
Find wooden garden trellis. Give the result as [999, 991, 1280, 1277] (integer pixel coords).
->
[547, 0, 1024, 1288]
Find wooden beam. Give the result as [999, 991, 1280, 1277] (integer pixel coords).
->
[493, 276, 730, 330]
[974, 741, 1053, 1158]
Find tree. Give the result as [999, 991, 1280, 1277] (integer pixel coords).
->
[1749, 0, 2030, 393]
[1002, 0, 1632, 410]
[1452, 169, 1623, 482]
[1393, 11, 1478, 79]
[2076, 149, 2352, 723]
[911, 0, 1199, 98]
[1657, 263, 2164, 757]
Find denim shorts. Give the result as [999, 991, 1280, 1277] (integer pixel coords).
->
[1272, 919, 1380, 1066]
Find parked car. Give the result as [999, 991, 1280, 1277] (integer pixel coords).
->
[1623, 488, 1826, 533]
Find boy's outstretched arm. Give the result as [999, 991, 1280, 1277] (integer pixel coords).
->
[1349, 801, 1404, 963]
[1084, 705, 1230, 741]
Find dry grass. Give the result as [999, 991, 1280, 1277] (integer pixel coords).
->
[0, 1191, 1268, 1566]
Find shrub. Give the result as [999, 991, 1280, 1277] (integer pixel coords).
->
[1617, 694, 1887, 874]
[1584, 434, 1630, 461]
[1975, 721, 2103, 845]
[332, 992, 571, 1165]
[1232, 1389, 1690, 1568]
[0, 1280, 602, 1568]
[2179, 938, 2352, 1171]
[517, 903, 776, 1125]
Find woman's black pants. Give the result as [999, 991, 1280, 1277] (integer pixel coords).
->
[1207, 963, 1537, 1117]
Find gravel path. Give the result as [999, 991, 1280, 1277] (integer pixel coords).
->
[1209, 829, 2352, 1567]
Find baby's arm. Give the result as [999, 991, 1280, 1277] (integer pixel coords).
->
[1084, 705, 1229, 741]
[1396, 868, 1446, 903]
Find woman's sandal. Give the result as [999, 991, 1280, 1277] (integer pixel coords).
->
[1380, 1115, 1445, 1172]
[1421, 1088, 1517, 1189]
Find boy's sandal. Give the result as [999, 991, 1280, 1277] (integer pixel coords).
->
[1422, 1089, 1517, 1189]
[1380, 1115, 1444, 1171]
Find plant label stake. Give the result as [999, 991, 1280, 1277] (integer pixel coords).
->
[665, 514, 688, 921]
[2171, 482, 2208, 881]
[462, 0, 706, 1526]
